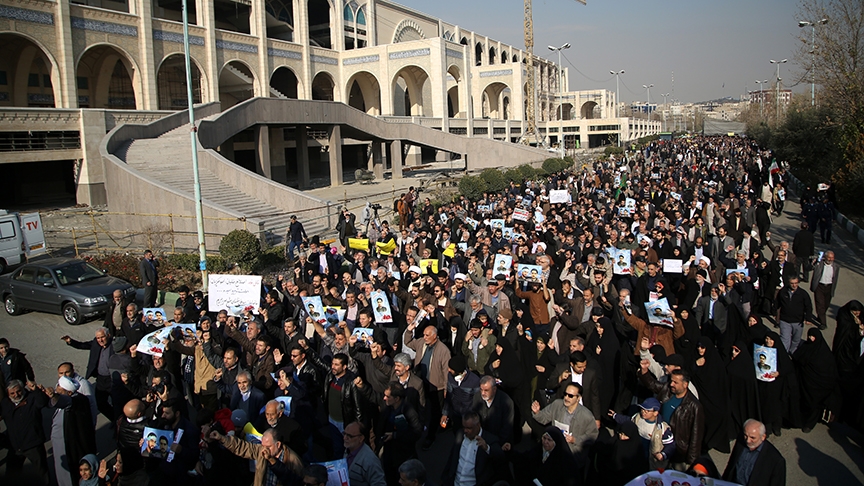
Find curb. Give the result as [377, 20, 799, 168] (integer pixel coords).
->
[786, 173, 864, 246]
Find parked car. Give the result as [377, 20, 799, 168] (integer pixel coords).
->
[1, 258, 135, 325]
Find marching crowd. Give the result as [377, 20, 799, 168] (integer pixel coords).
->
[1, 135, 862, 486]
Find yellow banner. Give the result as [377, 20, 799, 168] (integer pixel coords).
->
[348, 238, 369, 251]
[421, 259, 439, 274]
[376, 239, 397, 255]
[443, 243, 456, 258]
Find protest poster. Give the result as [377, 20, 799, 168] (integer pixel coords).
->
[513, 208, 531, 221]
[458, 242, 468, 252]
[136, 324, 196, 357]
[465, 217, 479, 230]
[274, 396, 292, 417]
[610, 249, 631, 275]
[516, 264, 543, 283]
[352, 327, 375, 344]
[754, 345, 778, 382]
[477, 205, 492, 214]
[549, 189, 570, 204]
[644, 298, 674, 328]
[443, 243, 456, 258]
[670, 191, 681, 201]
[489, 219, 505, 231]
[663, 259, 683, 274]
[502, 227, 514, 240]
[142, 308, 168, 326]
[348, 238, 369, 251]
[624, 470, 740, 486]
[370, 289, 393, 323]
[302, 296, 327, 325]
[440, 212, 449, 224]
[493, 255, 513, 278]
[208, 274, 262, 315]
[376, 239, 396, 255]
[625, 198, 637, 215]
[324, 307, 345, 327]
[391, 271, 401, 280]
[314, 459, 350, 486]
[726, 267, 749, 277]
[141, 427, 174, 459]
[617, 207, 630, 218]
[420, 259, 439, 275]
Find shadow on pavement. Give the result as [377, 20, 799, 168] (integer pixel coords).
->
[796, 437, 859, 485]
[826, 423, 864, 477]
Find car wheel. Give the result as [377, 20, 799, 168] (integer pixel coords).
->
[62, 302, 82, 325]
[4, 295, 21, 316]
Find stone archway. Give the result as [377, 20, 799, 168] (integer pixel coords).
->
[270, 66, 299, 99]
[311, 71, 335, 101]
[76, 44, 140, 109]
[392, 65, 430, 116]
[345, 70, 381, 115]
[156, 53, 205, 110]
[481, 82, 511, 120]
[219, 60, 256, 108]
[581, 100, 599, 119]
[446, 64, 461, 118]
[0, 33, 61, 107]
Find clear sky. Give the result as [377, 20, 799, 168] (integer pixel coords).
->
[396, 0, 806, 103]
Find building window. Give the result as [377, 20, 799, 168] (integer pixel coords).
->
[28, 73, 39, 87]
[77, 76, 89, 90]
[0, 71, 6, 85]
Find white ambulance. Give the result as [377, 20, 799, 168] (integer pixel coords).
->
[0, 210, 47, 273]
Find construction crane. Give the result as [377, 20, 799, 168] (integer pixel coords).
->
[521, 0, 586, 146]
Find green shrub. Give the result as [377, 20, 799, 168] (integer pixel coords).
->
[479, 168, 507, 192]
[253, 245, 286, 273]
[163, 253, 199, 272]
[503, 167, 523, 184]
[518, 164, 537, 180]
[458, 175, 488, 201]
[542, 158, 572, 174]
[219, 229, 262, 272]
[206, 255, 229, 274]
[604, 146, 624, 156]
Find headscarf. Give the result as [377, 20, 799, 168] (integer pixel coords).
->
[833, 300, 864, 375]
[613, 421, 644, 470]
[485, 338, 525, 389]
[691, 337, 730, 452]
[79, 454, 99, 486]
[794, 328, 839, 400]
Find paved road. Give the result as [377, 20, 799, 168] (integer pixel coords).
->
[1, 192, 863, 485]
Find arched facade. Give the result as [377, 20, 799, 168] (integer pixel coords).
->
[265, 0, 294, 41]
[156, 53, 205, 110]
[219, 60, 256, 108]
[446, 64, 462, 118]
[0, 32, 61, 108]
[308, 0, 333, 48]
[393, 19, 425, 43]
[76, 44, 141, 109]
[344, 70, 381, 115]
[270, 66, 300, 99]
[481, 82, 510, 120]
[311, 71, 335, 101]
[392, 65, 430, 117]
[581, 100, 599, 119]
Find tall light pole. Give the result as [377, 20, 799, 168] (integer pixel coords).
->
[610, 70, 624, 146]
[755, 79, 768, 119]
[799, 18, 828, 106]
[661, 93, 669, 132]
[182, 0, 208, 289]
[549, 43, 570, 159]
[642, 84, 653, 120]
[770, 59, 787, 122]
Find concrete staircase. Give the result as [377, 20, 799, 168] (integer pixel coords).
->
[121, 124, 328, 245]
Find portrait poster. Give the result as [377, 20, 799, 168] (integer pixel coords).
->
[136, 324, 196, 357]
[489, 219, 505, 231]
[208, 274, 262, 315]
[549, 189, 570, 204]
[726, 268, 749, 277]
[516, 264, 543, 283]
[141, 427, 174, 459]
[465, 217, 479, 230]
[502, 227, 514, 240]
[370, 290, 393, 323]
[324, 307, 345, 327]
[610, 248, 631, 275]
[625, 198, 637, 215]
[302, 296, 326, 325]
[477, 205, 492, 214]
[493, 255, 513, 278]
[644, 298, 674, 328]
[754, 345, 778, 382]
[351, 327, 375, 344]
[142, 308, 168, 326]
[314, 459, 350, 486]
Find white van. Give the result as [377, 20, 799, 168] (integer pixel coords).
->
[0, 210, 46, 273]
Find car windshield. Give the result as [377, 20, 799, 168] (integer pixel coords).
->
[53, 262, 105, 285]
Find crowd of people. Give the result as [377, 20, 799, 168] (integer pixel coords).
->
[1, 135, 862, 486]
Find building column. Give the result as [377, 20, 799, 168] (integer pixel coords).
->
[430, 38, 447, 130]
[371, 141, 383, 179]
[270, 127, 287, 184]
[390, 139, 402, 179]
[198, 0, 220, 103]
[252, 0, 270, 98]
[54, 0, 77, 107]
[296, 125, 310, 188]
[77, 110, 108, 205]
[328, 125, 343, 186]
[463, 42, 473, 137]
[294, 0, 312, 99]
[255, 125, 272, 178]
[136, 0, 158, 109]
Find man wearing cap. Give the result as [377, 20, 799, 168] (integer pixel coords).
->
[441, 355, 481, 431]
[722, 419, 785, 486]
[462, 320, 496, 373]
[286, 215, 308, 263]
[465, 271, 510, 322]
[609, 397, 674, 470]
[46, 376, 97, 486]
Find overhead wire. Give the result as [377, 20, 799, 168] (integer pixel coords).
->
[560, 51, 614, 84]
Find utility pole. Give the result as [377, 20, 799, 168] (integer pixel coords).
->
[610, 70, 624, 146]
[549, 43, 570, 158]
[798, 18, 828, 106]
[643, 84, 653, 120]
[755, 79, 767, 119]
[770, 59, 787, 123]
[661, 93, 669, 132]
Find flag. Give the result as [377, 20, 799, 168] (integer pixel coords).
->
[769, 159, 780, 174]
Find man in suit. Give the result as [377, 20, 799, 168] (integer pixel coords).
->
[441, 411, 506, 486]
[462, 296, 495, 328]
[709, 226, 735, 267]
[471, 375, 515, 445]
[546, 351, 603, 427]
[404, 315, 451, 449]
[228, 370, 266, 424]
[694, 283, 729, 343]
[139, 249, 158, 308]
[61, 328, 114, 421]
[792, 222, 816, 282]
[343, 421, 386, 486]
[810, 251, 839, 330]
[722, 419, 785, 486]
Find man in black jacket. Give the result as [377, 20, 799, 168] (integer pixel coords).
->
[776, 277, 813, 354]
[546, 351, 603, 426]
[378, 383, 423, 485]
[139, 249, 159, 308]
[639, 367, 704, 472]
[62, 328, 114, 421]
[471, 375, 515, 445]
[441, 411, 506, 486]
[1, 379, 49, 482]
[792, 222, 815, 282]
[323, 353, 369, 432]
[0, 338, 36, 391]
[116, 399, 149, 485]
[722, 419, 785, 486]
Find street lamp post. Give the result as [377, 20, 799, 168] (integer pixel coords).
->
[661, 93, 669, 132]
[799, 18, 828, 106]
[610, 70, 624, 146]
[755, 79, 768, 119]
[549, 43, 570, 159]
[769, 59, 788, 122]
[642, 84, 653, 120]
[182, 0, 208, 289]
